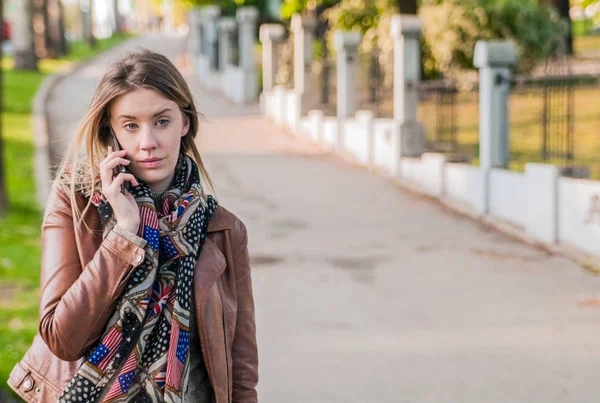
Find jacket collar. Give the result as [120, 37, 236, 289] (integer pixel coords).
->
[207, 206, 234, 233]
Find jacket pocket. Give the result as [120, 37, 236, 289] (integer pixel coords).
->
[7, 361, 61, 403]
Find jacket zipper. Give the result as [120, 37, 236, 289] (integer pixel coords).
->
[217, 280, 231, 403]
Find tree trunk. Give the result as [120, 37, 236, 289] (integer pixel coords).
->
[0, 0, 8, 216]
[32, 0, 49, 58]
[113, 0, 121, 34]
[46, 0, 67, 57]
[81, 0, 96, 47]
[13, 0, 39, 70]
[397, 0, 417, 14]
[542, 0, 573, 55]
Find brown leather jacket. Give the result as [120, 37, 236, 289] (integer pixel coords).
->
[7, 185, 259, 402]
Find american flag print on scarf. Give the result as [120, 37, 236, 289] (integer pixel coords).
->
[58, 153, 217, 403]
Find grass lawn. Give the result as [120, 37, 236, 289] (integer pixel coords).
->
[0, 33, 133, 392]
[574, 34, 600, 56]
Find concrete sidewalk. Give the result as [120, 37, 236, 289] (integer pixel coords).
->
[46, 33, 600, 403]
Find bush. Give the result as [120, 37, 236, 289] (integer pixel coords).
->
[419, 0, 568, 79]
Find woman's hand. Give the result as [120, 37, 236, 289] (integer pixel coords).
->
[100, 146, 140, 233]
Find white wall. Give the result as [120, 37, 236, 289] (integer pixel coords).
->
[223, 66, 244, 103]
[298, 110, 325, 143]
[372, 119, 399, 176]
[525, 164, 561, 244]
[488, 169, 527, 228]
[444, 163, 484, 212]
[558, 178, 600, 256]
[322, 118, 339, 150]
[400, 154, 446, 197]
[197, 55, 212, 84]
[342, 118, 370, 165]
[284, 91, 300, 129]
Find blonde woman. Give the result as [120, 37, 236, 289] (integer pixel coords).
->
[7, 49, 258, 402]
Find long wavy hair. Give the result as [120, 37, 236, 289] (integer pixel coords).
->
[53, 48, 215, 230]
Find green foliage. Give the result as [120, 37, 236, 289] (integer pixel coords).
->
[419, 0, 568, 78]
[187, 0, 269, 16]
[324, 0, 396, 35]
[280, 0, 339, 20]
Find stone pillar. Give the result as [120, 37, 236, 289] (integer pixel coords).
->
[291, 13, 317, 114]
[259, 24, 285, 92]
[473, 40, 516, 170]
[390, 14, 425, 157]
[187, 9, 202, 59]
[236, 6, 259, 71]
[333, 31, 361, 118]
[218, 17, 236, 70]
[200, 5, 221, 71]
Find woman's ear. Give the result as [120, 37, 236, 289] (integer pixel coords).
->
[181, 111, 190, 137]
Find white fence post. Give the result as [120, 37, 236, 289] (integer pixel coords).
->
[473, 40, 516, 215]
[291, 13, 317, 115]
[201, 6, 221, 72]
[259, 24, 285, 92]
[334, 31, 361, 119]
[217, 17, 236, 72]
[235, 6, 259, 103]
[474, 40, 516, 170]
[187, 9, 202, 73]
[390, 14, 425, 158]
[236, 6, 259, 71]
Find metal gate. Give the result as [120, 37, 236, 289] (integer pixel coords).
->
[540, 41, 574, 164]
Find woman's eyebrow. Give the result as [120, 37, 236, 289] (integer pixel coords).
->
[118, 108, 173, 120]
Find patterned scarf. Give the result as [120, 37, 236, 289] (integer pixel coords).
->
[58, 153, 217, 403]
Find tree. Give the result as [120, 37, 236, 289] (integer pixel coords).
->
[13, 0, 39, 69]
[81, 0, 95, 47]
[0, 0, 7, 216]
[542, 0, 572, 54]
[113, 0, 121, 34]
[46, 0, 68, 56]
[397, 0, 417, 13]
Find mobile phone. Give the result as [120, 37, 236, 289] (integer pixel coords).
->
[109, 125, 131, 194]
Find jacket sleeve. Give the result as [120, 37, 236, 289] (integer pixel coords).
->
[38, 186, 147, 362]
[231, 221, 259, 403]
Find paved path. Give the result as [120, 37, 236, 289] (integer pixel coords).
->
[47, 33, 600, 403]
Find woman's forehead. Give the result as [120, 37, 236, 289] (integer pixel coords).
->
[110, 88, 176, 118]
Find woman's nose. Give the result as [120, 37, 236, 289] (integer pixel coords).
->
[139, 125, 158, 150]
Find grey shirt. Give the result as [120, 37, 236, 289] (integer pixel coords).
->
[184, 299, 214, 402]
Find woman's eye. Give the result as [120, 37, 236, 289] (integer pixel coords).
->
[157, 119, 170, 127]
[125, 123, 138, 130]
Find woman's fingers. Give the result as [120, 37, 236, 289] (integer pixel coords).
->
[104, 157, 131, 171]
[111, 173, 140, 190]
[99, 148, 127, 186]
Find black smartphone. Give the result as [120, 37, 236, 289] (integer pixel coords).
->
[109, 125, 131, 194]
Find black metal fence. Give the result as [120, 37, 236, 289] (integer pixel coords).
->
[309, 24, 337, 116]
[357, 51, 393, 117]
[230, 26, 240, 68]
[274, 31, 294, 90]
[509, 53, 600, 179]
[416, 79, 479, 162]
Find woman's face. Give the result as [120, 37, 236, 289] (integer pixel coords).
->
[108, 88, 189, 193]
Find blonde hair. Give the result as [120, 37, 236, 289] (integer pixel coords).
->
[53, 48, 215, 230]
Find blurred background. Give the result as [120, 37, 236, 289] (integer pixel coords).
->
[3, 0, 600, 401]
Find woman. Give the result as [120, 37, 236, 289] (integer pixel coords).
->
[7, 49, 258, 402]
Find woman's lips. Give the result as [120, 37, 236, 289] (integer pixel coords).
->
[139, 158, 164, 168]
